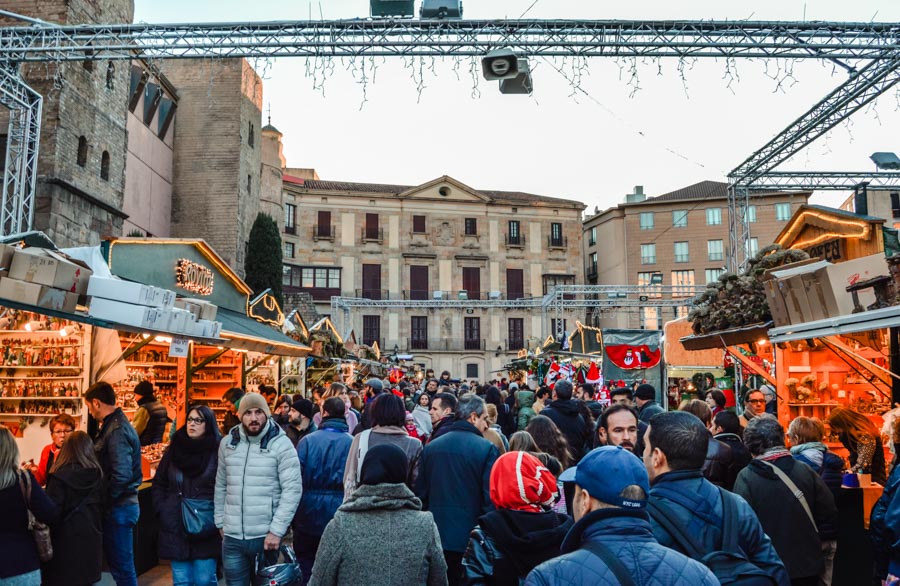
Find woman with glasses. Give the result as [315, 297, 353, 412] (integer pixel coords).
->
[41, 430, 104, 586]
[152, 405, 223, 585]
[30, 413, 77, 486]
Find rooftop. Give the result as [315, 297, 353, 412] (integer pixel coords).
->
[287, 176, 585, 208]
[631, 180, 791, 205]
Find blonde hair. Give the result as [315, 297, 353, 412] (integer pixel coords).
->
[827, 407, 879, 443]
[787, 416, 825, 444]
[0, 426, 20, 490]
[485, 403, 498, 425]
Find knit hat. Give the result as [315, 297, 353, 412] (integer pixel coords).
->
[134, 380, 154, 397]
[359, 443, 408, 486]
[237, 392, 271, 417]
[559, 446, 649, 509]
[634, 384, 656, 401]
[291, 398, 313, 420]
[490, 451, 558, 512]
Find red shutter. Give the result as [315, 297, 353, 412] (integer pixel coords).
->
[506, 269, 524, 300]
[462, 267, 480, 300]
[409, 265, 429, 300]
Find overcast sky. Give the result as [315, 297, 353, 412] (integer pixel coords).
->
[133, 1, 900, 213]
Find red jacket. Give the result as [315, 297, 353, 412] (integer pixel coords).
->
[34, 443, 59, 486]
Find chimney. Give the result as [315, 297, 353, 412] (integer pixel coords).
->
[625, 185, 646, 204]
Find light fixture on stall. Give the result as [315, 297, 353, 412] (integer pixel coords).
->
[155, 336, 173, 343]
[58, 327, 68, 337]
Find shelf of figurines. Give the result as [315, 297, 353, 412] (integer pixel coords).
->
[0, 399, 81, 416]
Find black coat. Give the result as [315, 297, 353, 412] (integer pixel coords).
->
[94, 408, 142, 507]
[151, 434, 222, 561]
[702, 437, 735, 490]
[733, 456, 837, 580]
[463, 508, 572, 585]
[41, 465, 104, 586]
[539, 400, 590, 462]
[0, 471, 58, 580]
[713, 432, 752, 486]
[137, 398, 170, 446]
[416, 420, 499, 553]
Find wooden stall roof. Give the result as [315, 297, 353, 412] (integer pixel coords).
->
[775, 204, 885, 259]
[681, 322, 773, 351]
[664, 318, 723, 367]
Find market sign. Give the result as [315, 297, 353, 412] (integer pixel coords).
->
[803, 239, 843, 262]
[248, 291, 285, 327]
[175, 258, 214, 296]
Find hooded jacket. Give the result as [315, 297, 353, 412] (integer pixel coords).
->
[308, 483, 447, 586]
[41, 464, 104, 586]
[537, 400, 590, 462]
[294, 418, 354, 537]
[791, 442, 845, 497]
[343, 425, 423, 500]
[214, 418, 303, 540]
[524, 508, 718, 586]
[734, 455, 838, 578]
[464, 509, 572, 585]
[713, 432, 752, 483]
[516, 391, 536, 431]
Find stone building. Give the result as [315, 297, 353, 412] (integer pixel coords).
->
[0, 0, 134, 246]
[583, 181, 810, 330]
[281, 175, 585, 379]
[159, 59, 263, 278]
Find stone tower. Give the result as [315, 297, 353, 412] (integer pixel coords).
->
[0, 0, 135, 246]
[260, 119, 286, 233]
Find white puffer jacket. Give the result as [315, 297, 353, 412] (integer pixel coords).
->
[214, 419, 302, 539]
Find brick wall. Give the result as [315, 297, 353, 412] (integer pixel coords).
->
[159, 59, 263, 278]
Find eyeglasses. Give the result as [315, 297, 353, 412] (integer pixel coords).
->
[186, 417, 205, 424]
[747, 399, 766, 404]
[51, 428, 74, 436]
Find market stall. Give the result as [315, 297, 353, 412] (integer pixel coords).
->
[663, 317, 730, 406]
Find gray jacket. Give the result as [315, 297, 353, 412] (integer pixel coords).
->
[309, 483, 447, 586]
[214, 419, 302, 539]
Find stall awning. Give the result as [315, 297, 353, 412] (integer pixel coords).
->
[217, 308, 310, 357]
[680, 322, 773, 351]
[768, 305, 900, 343]
[0, 294, 225, 345]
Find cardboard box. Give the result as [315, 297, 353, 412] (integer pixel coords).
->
[0, 244, 16, 270]
[89, 296, 170, 330]
[769, 261, 831, 324]
[168, 308, 197, 333]
[9, 248, 93, 295]
[88, 276, 173, 308]
[808, 253, 890, 319]
[196, 319, 222, 339]
[0, 277, 78, 312]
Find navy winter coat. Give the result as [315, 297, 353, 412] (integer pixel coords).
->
[792, 443, 845, 497]
[151, 438, 222, 561]
[871, 462, 900, 579]
[293, 418, 353, 537]
[648, 469, 789, 586]
[525, 508, 718, 586]
[416, 420, 499, 553]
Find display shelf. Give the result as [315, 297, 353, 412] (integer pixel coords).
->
[0, 397, 80, 400]
[191, 379, 237, 384]
[0, 413, 68, 418]
[128, 362, 177, 368]
[0, 376, 84, 380]
[0, 366, 82, 370]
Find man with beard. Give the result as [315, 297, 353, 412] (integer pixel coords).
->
[215, 392, 302, 585]
[285, 398, 317, 448]
[597, 404, 643, 456]
[428, 392, 457, 443]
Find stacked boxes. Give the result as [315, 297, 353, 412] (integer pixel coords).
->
[0, 247, 94, 312]
[763, 254, 889, 326]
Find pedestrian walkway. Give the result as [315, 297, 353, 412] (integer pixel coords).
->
[98, 565, 233, 585]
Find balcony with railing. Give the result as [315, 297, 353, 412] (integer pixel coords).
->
[506, 338, 526, 352]
[356, 288, 390, 300]
[505, 233, 526, 248]
[586, 264, 598, 281]
[312, 224, 335, 241]
[402, 339, 486, 351]
[284, 224, 296, 235]
[361, 227, 384, 243]
[547, 235, 567, 249]
[674, 254, 690, 263]
[361, 338, 383, 349]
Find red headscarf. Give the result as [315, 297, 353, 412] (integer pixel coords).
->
[490, 451, 558, 512]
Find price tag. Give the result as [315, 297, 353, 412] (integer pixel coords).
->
[169, 337, 189, 358]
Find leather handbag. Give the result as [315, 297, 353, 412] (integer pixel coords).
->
[19, 471, 53, 562]
[176, 469, 216, 538]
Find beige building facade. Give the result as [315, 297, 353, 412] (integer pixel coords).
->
[583, 181, 810, 330]
[282, 175, 585, 379]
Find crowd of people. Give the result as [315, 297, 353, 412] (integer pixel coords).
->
[1, 371, 899, 585]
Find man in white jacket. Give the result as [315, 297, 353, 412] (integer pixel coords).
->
[215, 392, 303, 584]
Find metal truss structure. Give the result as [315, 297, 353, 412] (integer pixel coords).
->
[727, 53, 900, 272]
[331, 284, 706, 342]
[0, 64, 41, 236]
[746, 171, 900, 191]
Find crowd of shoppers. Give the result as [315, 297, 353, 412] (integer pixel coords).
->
[6, 372, 900, 586]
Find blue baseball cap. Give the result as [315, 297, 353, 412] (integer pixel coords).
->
[559, 446, 650, 509]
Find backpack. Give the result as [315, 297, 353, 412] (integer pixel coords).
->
[648, 490, 776, 586]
